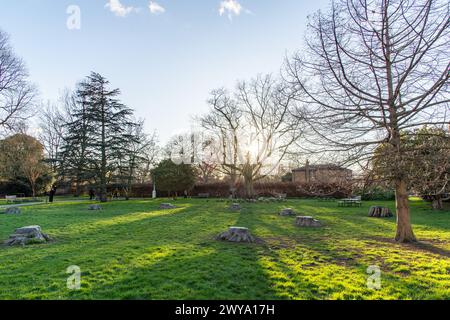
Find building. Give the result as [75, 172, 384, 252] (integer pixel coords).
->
[292, 161, 352, 184]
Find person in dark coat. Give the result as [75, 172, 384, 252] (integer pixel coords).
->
[49, 185, 57, 203]
[89, 189, 96, 201]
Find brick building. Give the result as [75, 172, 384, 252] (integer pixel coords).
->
[292, 161, 352, 184]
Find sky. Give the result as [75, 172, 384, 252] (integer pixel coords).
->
[0, 0, 330, 142]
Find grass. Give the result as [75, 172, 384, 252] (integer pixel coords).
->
[0, 197, 448, 300]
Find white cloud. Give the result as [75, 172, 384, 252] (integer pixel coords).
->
[149, 1, 165, 15]
[105, 0, 137, 17]
[219, 0, 244, 20]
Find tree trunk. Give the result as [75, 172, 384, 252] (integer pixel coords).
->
[126, 158, 135, 201]
[394, 179, 416, 243]
[75, 177, 81, 197]
[100, 98, 107, 203]
[432, 196, 443, 210]
[31, 183, 36, 199]
[229, 171, 237, 199]
[244, 174, 254, 199]
[242, 161, 255, 199]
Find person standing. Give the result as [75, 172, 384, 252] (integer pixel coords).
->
[89, 189, 96, 201]
[49, 185, 57, 203]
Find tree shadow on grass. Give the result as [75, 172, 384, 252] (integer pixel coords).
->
[228, 208, 449, 299]
[0, 202, 255, 299]
[68, 243, 278, 300]
[367, 236, 450, 258]
[1, 199, 448, 299]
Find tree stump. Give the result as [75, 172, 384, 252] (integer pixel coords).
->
[368, 206, 393, 218]
[88, 204, 102, 211]
[4, 225, 51, 246]
[229, 203, 241, 211]
[4, 207, 21, 215]
[160, 203, 176, 209]
[295, 216, 322, 227]
[216, 227, 255, 243]
[280, 208, 296, 216]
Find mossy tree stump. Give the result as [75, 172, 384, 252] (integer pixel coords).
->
[280, 208, 296, 216]
[216, 227, 255, 243]
[4, 226, 51, 246]
[160, 203, 176, 209]
[229, 203, 241, 211]
[295, 216, 322, 227]
[368, 206, 393, 218]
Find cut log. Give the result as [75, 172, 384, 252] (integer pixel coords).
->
[280, 208, 296, 216]
[4, 225, 51, 246]
[295, 216, 322, 227]
[216, 227, 255, 243]
[160, 203, 176, 209]
[229, 203, 241, 211]
[368, 206, 393, 218]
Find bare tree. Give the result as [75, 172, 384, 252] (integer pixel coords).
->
[235, 75, 300, 197]
[285, 0, 449, 242]
[200, 88, 243, 197]
[38, 101, 67, 173]
[136, 131, 160, 183]
[0, 30, 35, 133]
[201, 75, 301, 198]
[196, 137, 220, 183]
[115, 119, 158, 199]
[165, 131, 220, 184]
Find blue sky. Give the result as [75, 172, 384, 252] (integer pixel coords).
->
[0, 0, 329, 142]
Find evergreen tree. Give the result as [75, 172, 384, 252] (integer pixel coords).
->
[81, 72, 134, 202]
[60, 72, 135, 201]
[59, 86, 93, 196]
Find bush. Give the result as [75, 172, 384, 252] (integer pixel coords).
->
[0, 180, 32, 197]
[192, 181, 352, 199]
[56, 181, 353, 199]
[357, 186, 395, 201]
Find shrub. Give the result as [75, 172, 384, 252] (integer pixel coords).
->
[356, 186, 395, 201]
[192, 181, 352, 199]
[0, 180, 32, 197]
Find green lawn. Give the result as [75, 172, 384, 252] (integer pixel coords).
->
[0, 198, 448, 300]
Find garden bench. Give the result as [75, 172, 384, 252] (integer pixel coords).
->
[338, 198, 362, 207]
[198, 193, 210, 198]
[5, 195, 17, 203]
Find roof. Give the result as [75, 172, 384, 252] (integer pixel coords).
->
[292, 164, 352, 172]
